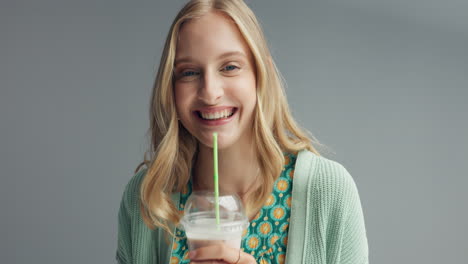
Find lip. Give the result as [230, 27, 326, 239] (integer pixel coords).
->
[195, 106, 236, 113]
[193, 107, 237, 126]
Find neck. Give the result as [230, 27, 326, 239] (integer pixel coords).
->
[193, 140, 260, 197]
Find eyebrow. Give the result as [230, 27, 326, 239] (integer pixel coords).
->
[174, 51, 247, 66]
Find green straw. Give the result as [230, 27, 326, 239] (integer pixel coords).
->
[213, 132, 220, 228]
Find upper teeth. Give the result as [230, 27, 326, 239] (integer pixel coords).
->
[200, 109, 233, 120]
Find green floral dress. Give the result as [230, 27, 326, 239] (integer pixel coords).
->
[170, 153, 296, 264]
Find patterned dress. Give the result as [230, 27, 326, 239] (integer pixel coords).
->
[170, 153, 296, 264]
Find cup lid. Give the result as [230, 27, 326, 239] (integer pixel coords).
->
[180, 191, 249, 231]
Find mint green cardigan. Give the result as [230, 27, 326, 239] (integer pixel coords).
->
[116, 150, 369, 263]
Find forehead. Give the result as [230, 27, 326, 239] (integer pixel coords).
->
[175, 11, 252, 62]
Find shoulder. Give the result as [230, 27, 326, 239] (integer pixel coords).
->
[120, 169, 147, 214]
[295, 150, 360, 206]
[313, 153, 355, 190]
[124, 168, 147, 194]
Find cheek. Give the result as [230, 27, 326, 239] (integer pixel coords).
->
[174, 85, 193, 114]
[237, 75, 257, 104]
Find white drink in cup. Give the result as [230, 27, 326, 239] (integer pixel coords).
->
[180, 191, 249, 251]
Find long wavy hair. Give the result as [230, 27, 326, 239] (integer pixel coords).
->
[137, 0, 320, 235]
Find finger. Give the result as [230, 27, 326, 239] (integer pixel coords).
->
[189, 244, 239, 263]
[189, 261, 228, 264]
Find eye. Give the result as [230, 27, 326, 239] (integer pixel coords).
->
[221, 64, 240, 72]
[175, 69, 200, 81]
[182, 70, 199, 77]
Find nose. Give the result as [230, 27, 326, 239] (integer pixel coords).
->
[197, 70, 224, 105]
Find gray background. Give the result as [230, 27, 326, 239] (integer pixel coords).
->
[1, 0, 467, 263]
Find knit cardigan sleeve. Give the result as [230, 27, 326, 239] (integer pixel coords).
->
[116, 170, 143, 264]
[116, 169, 157, 264]
[339, 167, 368, 264]
[116, 183, 132, 264]
[309, 157, 369, 264]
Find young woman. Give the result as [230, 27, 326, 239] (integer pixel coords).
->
[116, 0, 368, 263]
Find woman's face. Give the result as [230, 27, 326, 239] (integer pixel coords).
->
[174, 11, 257, 150]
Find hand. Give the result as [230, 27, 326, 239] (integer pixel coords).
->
[188, 244, 256, 264]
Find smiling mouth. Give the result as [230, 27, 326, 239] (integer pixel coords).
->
[195, 108, 237, 120]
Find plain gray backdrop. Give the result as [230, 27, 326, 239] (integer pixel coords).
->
[2, 0, 467, 263]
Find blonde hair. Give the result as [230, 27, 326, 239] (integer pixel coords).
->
[137, 0, 320, 235]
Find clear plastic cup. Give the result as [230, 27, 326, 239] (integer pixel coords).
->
[180, 191, 249, 251]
